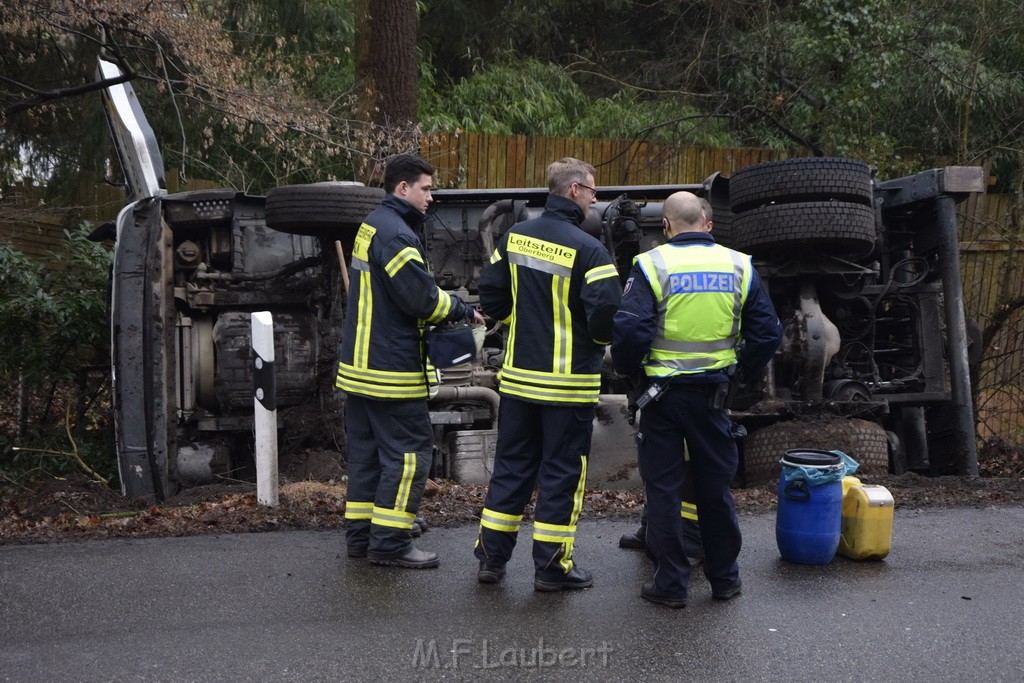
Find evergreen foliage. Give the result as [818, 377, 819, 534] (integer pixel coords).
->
[0, 229, 115, 482]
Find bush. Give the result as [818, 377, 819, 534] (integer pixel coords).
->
[0, 229, 117, 485]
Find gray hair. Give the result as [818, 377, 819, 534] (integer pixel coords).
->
[547, 157, 596, 196]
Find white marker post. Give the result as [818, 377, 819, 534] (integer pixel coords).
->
[251, 311, 279, 506]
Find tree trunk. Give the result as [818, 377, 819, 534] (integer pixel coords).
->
[353, 0, 419, 183]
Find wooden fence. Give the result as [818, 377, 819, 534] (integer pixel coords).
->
[957, 192, 1024, 441]
[419, 131, 793, 188]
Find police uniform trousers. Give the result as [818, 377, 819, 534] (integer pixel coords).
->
[344, 394, 432, 554]
[475, 397, 593, 573]
[638, 476, 703, 562]
[637, 383, 742, 597]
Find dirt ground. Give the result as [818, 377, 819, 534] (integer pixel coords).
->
[3, 448, 1024, 545]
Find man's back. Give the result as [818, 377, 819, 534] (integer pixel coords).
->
[479, 193, 621, 403]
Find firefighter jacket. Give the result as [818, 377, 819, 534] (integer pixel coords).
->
[479, 194, 622, 405]
[336, 194, 474, 400]
[611, 231, 782, 384]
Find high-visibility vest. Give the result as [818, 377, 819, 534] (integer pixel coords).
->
[634, 241, 752, 379]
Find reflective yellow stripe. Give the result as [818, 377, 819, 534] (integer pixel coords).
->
[395, 452, 415, 511]
[499, 384, 596, 403]
[497, 379, 599, 401]
[355, 270, 373, 366]
[507, 264, 519, 367]
[552, 276, 564, 372]
[570, 455, 588, 528]
[384, 246, 423, 278]
[681, 501, 699, 522]
[344, 501, 373, 520]
[585, 263, 618, 284]
[352, 223, 375, 260]
[489, 249, 502, 265]
[372, 505, 416, 529]
[336, 377, 428, 399]
[562, 454, 588, 571]
[336, 362, 428, 399]
[549, 275, 572, 373]
[427, 288, 452, 322]
[499, 366, 600, 386]
[532, 520, 576, 543]
[480, 508, 523, 533]
[562, 541, 576, 572]
[561, 276, 572, 371]
[482, 508, 522, 522]
[497, 367, 600, 402]
[337, 362, 426, 384]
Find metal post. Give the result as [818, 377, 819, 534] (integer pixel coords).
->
[936, 195, 979, 476]
[251, 311, 279, 505]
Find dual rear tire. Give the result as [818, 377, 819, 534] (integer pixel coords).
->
[728, 157, 876, 259]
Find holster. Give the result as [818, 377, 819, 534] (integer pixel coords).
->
[625, 373, 650, 426]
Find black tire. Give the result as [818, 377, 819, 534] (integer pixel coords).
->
[729, 157, 873, 213]
[743, 418, 890, 483]
[731, 201, 876, 258]
[265, 183, 384, 237]
[710, 211, 733, 250]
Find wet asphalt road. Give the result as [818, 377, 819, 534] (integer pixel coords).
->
[2, 507, 1023, 682]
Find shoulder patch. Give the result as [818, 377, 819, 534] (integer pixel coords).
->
[623, 276, 634, 295]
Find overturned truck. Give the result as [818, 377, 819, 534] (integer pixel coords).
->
[97, 59, 983, 502]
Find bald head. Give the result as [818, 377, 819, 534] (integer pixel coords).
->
[662, 191, 712, 237]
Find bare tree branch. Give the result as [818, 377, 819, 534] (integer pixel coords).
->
[2, 72, 135, 117]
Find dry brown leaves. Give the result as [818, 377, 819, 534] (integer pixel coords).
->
[3, 471, 1024, 546]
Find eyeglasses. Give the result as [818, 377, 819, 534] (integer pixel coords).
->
[575, 182, 597, 195]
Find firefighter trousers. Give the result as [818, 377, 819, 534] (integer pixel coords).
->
[344, 394, 432, 554]
[638, 383, 742, 597]
[475, 397, 593, 573]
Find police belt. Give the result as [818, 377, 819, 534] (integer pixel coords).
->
[656, 379, 721, 392]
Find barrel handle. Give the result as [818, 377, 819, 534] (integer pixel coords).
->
[784, 480, 810, 500]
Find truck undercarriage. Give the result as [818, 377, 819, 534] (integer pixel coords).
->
[97, 59, 982, 501]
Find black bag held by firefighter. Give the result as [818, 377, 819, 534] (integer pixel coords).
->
[425, 322, 478, 368]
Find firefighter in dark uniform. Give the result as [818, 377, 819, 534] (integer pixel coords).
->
[339, 153, 484, 569]
[474, 158, 623, 591]
[612, 191, 782, 607]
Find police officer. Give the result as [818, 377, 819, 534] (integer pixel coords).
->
[338, 153, 484, 569]
[612, 191, 781, 607]
[474, 158, 622, 591]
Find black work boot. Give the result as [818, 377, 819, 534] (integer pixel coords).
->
[712, 579, 742, 601]
[411, 516, 429, 538]
[641, 582, 687, 608]
[534, 566, 594, 592]
[477, 562, 507, 584]
[618, 527, 645, 550]
[367, 545, 440, 569]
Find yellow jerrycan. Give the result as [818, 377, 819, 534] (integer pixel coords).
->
[838, 476, 894, 560]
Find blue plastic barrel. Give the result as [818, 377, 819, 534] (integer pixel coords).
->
[776, 450, 844, 564]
